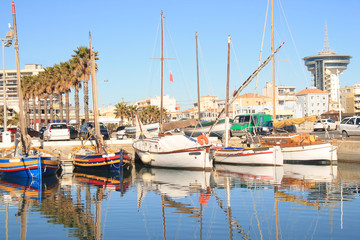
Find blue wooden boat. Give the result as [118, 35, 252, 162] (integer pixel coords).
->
[0, 147, 60, 178]
[72, 145, 132, 172]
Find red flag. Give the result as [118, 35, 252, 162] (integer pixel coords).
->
[170, 71, 173, 83]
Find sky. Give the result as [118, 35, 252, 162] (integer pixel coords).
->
[0, 0, 359, 111]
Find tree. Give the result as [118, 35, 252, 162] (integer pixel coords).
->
[114, 102, 129, 124]
[71, 46, 99, 124]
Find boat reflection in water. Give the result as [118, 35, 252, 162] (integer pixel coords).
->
[136, 167, 214, 239]
[0, 175, 59, 240]
[214, 163, 283, 185]
[73, 168, 132, 195]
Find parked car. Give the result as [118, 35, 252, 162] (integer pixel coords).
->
[255, 120, 296, 135]
[313, 119, 337, 131]
[68, 125, 79, 139]
[43, 123, 70, 141]
[338, 116, 360, 137]
[38, 127, 46, 139]
[26, 128, 39, 137]
[116, 126, 126, 139]
[79, 122, 110, 140]
[7, 127, 17, 134]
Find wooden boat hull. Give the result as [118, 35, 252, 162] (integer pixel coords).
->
[133, 134, 213, 170]
[134, 147, 212, 171]
[0, 155, 59, 178]
[281, 142, 337, 165]
[72, 149, 132, 171]
[214, 146, 283, 166]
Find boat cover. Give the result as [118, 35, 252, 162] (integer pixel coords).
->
[273, 115, 317, 128]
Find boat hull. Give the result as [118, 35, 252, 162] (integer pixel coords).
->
[0, 155, 60, 178]
[135, 147, 212, 171]
[214, 146, 283, 166]
[72, 149, 132, 172]
[281, 142, 337, 165]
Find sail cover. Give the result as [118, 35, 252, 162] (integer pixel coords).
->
[162, 119, 197, 132]
[273, 115, 317, 128]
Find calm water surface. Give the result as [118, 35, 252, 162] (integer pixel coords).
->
[0, 162, 359, 239]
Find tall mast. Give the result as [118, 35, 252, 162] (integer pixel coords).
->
[160, 10, 164, 133]
[271, 0, 276, 123]
[196, 32, 201, 122]
[89, 32, 103, 148]
[12, 1, 29, 155]
[225, 35, 231, 147]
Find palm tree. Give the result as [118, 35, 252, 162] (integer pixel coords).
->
[59, 61, 73, 124]
[68, 59, 82, 130]
[114, 102, 129, 124]
[72, 46, 98, 124]
[127, 105, 138, 125]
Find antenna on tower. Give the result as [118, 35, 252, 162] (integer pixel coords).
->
[320, 20, 335, 54]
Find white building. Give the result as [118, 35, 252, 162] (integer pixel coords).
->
[296, 88, 329, 117]
[0, 64, 44, 112]
[136, 94, 177, 112]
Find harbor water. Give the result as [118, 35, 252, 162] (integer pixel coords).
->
[0, 162, 359, 239]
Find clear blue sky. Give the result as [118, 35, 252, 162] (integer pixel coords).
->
[1, 0, 359, 111]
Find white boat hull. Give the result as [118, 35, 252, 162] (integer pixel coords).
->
[214, 146, 283, 166]
[133, 135, 213, 170]
[281, 142, 337, 165]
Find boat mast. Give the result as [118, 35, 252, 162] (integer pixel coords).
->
[89, 32, 103, 148]
[196, 32, 201, 122]
[271, 0, 276, 124]
[225, 35, 231, 147]
[160, 10, 164, 133]
[12, 1, 29, 155]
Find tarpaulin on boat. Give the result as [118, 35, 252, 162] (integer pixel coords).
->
[273, 115, 317, 128]
[162, 119, 197, 132]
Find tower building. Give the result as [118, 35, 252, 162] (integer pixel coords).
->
[303, 22, 351, 102]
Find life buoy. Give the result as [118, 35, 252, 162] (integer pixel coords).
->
[197, 135, 209, 145]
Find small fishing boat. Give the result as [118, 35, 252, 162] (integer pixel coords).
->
[212, 35, 284, 166]
[71, 32, 132, 172]
[0, 2, 60, 179]
[214, 146, 283, 166]
[133, 12, 213, 171]
[260, 131, 337, 165]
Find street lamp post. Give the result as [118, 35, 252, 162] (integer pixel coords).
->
[1, 24, 14, 143]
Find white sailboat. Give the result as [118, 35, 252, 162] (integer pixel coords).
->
[257, 0, 338, 165]
[132, 11, 212, 171]
[213, 35, 284, 166]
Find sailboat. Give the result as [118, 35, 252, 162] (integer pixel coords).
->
[256, 0, 338, 165]
[71, 32, 132, 172]
[132, 11, 213, 170]
[213, 35, 284, 166]
[183, 32, 232, 139]
[0, 1, 60, 178]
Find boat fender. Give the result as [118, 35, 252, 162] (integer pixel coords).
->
[141, 152, 152, 164]
[197, 135, 209, 145]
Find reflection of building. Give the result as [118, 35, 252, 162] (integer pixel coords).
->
[303, 22, 351, 102]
